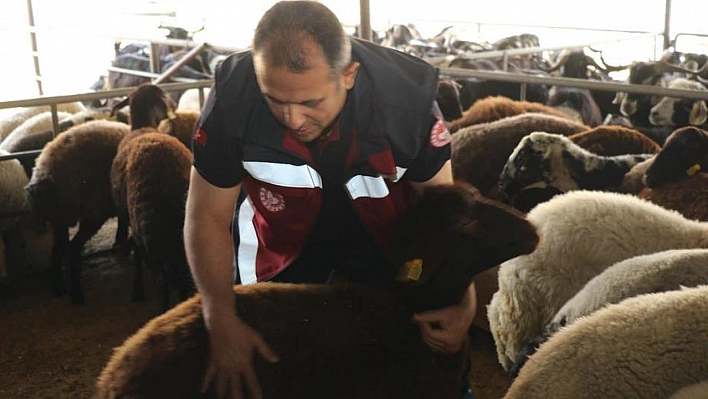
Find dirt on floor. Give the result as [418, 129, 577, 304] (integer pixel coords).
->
[0, 219, 512, 399]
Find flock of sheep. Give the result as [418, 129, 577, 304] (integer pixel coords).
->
[0, 31, 707, 398]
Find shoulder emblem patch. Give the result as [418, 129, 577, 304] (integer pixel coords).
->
[259, 188, 286, 212]
[430, 116, 451, 148]
[194, 127, 208, 146]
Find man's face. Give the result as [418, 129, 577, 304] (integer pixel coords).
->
[254, 45, 359, 143]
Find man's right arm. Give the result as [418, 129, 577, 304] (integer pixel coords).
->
[184, 166, 240, 320]
[185, 168, 279, 399]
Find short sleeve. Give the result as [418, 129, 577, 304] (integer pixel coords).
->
[192, 85, 246, 188]
[404, 101, 452, 182]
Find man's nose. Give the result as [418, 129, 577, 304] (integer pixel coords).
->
[284, 104, 306, 130]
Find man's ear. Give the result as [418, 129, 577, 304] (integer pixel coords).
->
[342, 62, 360, 90]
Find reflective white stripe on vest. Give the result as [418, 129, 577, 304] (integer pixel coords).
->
[393, 167, 407, 182]
[237, 197, 258, 285]
[346, 175, 390, 199]
[243, 161, 323, 188]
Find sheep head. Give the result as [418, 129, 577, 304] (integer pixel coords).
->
[395, 182, 539, 312]
[649, 78, 708, 127]
[125, 84, 176, 130]
[644, 126, 708, 188]
[498, 132, 577, 202]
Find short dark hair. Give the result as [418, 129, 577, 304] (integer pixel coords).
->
[252, 1, 351, 77]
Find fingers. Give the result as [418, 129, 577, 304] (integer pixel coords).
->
[254, 334, 280, 363]
[243, 366, 263, 399]
[418, 321, 464, 354]
[201, 363, 216, 394]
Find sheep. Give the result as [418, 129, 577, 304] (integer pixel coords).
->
[121, 132, 195, 311]
[0, 102, 85, 144]
[503, 285, 708, 399]
[177, 87, 211, 112]
[436, 80, 463, 121]
[25, 120, 130, 304]
[0, 111, 72, 152]
[0, 152, 31, 290]
[488, 190, 708, 371]
[451, 113, 588, 198]
[619, 157, 653, 194]
[669, 381, 708, 399]
[644, 126, 708, 188]
[546, 87, 603, 127]
[110, 84, 177, 254]
[498, 132, 654, 211]
[1, 108, 117, 177]
[546, 249, 708, 336]
[156, 110, 199, 150]
[453, 78, 550, 114]
[649, 78, 708, 127]
[638, 173, 708, 221]
[450, 96, 571, 133]
[567, 125, 661, 156]
[95, 183, 540, 399]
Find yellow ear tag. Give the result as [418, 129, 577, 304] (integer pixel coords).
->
[687, 164, 701, 176]
[167, 110, 176, 120]
[403, 258, 423, 281]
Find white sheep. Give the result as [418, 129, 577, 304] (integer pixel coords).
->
[176, 87, 211, 111]
[0, 111, 72, 152]
[548, 248, 708, 334]
[0, 102, 85, 144]
[503, 285, 708, 399]
[488, 190, 708, 370]
[0, 151, 31, 287]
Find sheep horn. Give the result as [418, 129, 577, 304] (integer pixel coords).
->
[655, 60, 708, 76]
[598, 52, 631, 73]
[544, 50, 572, 73]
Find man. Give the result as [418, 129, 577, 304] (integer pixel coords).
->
[184, 2, 477, 398]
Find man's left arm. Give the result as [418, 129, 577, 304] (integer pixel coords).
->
[407, 103, 477, 355]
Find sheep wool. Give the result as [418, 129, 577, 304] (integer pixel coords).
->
[0, 102, 85, 143]
[548, 248, 708, 335]
[488, 190, 708, 370]
[503, 285, 708, 399]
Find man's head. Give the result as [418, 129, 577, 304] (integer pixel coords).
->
[252, 1, 360, 142]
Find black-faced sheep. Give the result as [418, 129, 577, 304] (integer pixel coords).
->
[644, 126, 708, 188]
[498, 132, 654, 212]
[121, 133, 195, 311]
[25, 120, 130, 304]
[503, 285, 708, 399]
[488, 190, 708, 371]
[450, 96, 571, 133]
[95, 184, 540, 399]
[451, 113, 588, 198]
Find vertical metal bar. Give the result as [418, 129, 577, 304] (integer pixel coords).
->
[198, 87, 205, 108]
[502, 52, 509, 72]
[359, 0, 372, 41]
[519, 83, 527, 101]
[663, 0, 672, 49]
[26, 0, 43, 95]
[150, 42, 161, 74]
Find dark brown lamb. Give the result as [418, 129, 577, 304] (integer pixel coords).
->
[95, 184, 540, 399]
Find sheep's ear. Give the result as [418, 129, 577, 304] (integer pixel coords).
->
[689, 101, 708, 126]
[471, 195, 539, 269]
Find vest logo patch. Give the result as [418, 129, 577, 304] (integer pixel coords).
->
[430, 116, 451, 148]
[194, 127, 208, 146]
[259, 188, 286, 212]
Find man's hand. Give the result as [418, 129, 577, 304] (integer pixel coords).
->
[412, 282, 477, 354]
[202, 312, 280, 399]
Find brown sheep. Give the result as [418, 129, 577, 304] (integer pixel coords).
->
[156, 110, 200, 150]
[123, 133, 194, 311]
[568, 125, 661, 156]
[638, 173, 708, 221]
[95, 183, 540, 399]
[620, 157, 654, 194]
[644, 126, 708, 188]
[25, 120, 130, 304]
[449, 96, 572, 133]
[451, 112, 588, 198]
